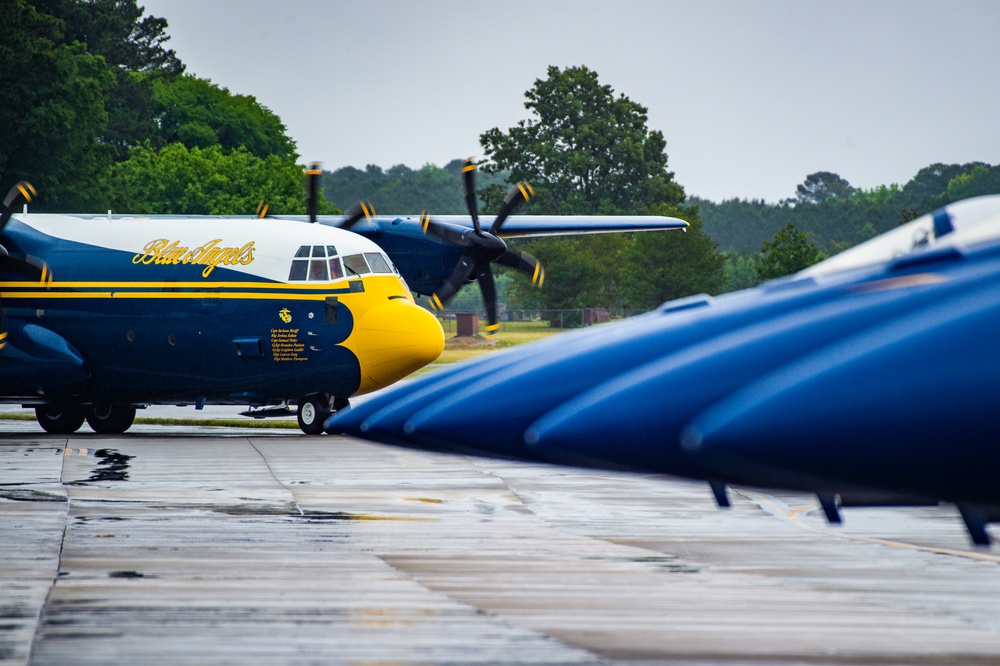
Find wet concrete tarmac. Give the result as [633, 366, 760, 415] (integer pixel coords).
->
[2, 426, 999, 665]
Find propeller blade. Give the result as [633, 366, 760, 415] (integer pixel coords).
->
[489, 182, 534, 235]
[256, 200, 270, 218]
[306, 162, 322, 223]
[461, 158, 481, 235]
[476, 267, 500, 336]
[339, 201, 375, 230]
[420, 212, 470, 246]
[428, 257, 477, 312]
[497, 247, 545, 287]
[1, 181, 36, 232]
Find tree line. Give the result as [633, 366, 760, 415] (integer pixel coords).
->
[1, 0, 314, 215]
[320, 160, 510, 215]
[5, 1, 997, 316]
[696, 162, 1000, 291]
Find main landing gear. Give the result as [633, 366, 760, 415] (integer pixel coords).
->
[297, 394, 349, 435]
[35, 405, 85, 435]
[86, 403, 137, 434]
[34, 403, 136, 434]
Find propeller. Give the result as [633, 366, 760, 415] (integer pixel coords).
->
[421, 158, 544, 336]
[0, 181, 47, 279]
[255, 199, 269, 218]
[0, 181, 48, 353]
[337, 200, 376, 231]
[306, 162, 322, 222]
[0, 181, 36, 233]
[259, 163, 376, 229]
[306, 163, 376, 229]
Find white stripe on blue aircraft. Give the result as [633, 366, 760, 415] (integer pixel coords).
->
[0, 162, 688, 434]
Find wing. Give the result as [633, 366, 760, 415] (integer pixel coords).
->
[368, 214, 689, 237]
[300, 213, 688, 236]
[271, 213, 689, 297]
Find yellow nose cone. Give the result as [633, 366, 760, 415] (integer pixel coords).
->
[352, 299, 444, 394]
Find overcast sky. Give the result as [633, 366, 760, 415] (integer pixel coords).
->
[140, 0, 999, 203]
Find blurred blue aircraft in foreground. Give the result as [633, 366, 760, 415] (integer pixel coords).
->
[330, 196, 1000, 545]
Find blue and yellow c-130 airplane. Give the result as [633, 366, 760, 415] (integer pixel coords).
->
[0, 160, 688, 435]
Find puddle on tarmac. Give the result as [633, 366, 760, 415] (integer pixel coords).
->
[210, 505, 435, 522]
[584, 554, 701, 574]
[65, 449, 135, 484]
[0, 488, 65, 502]
[89, 449, 134, 482]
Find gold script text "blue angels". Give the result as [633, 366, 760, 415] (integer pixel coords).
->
[132, 239, 255, 277]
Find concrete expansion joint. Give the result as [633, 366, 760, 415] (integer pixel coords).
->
[246, 437, 304, 516]
[27, 440, 72, 665]
[474, 464, 532, 509]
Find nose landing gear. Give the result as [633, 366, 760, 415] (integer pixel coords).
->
[297, 394, 349, 435]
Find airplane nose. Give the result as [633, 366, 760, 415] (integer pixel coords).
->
[353, 299, 444, 394]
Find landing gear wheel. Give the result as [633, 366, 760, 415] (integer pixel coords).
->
[297, 397, 331, 435]
[86, 403, 137, 434]
[35, 405, 86, 434]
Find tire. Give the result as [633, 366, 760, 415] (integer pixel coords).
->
[35, 405, 86, 434]
[86, 403, 136, 434]
[297, 397, 330, 435]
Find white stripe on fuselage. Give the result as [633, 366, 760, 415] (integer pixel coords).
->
[13, 215, 386, 283]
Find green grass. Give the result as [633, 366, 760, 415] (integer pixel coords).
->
[0, 411, 299, 429]
[417, 319, 566, 372]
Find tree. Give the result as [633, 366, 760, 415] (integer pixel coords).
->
[0, 0, 116, 211]
[795, 171, 855, 204]
[945, 164, 1000, 201]
[756, 223, 826, 281]
[106, 143, 317, 215]
[505, 234, 632, 311]
[619, 205, 725, 309]
[902, 162, 987, 204]
[322, 160, 510, 215]
[34, 0, 183, 74]
[151, 75, 297, 160]
[480, 65, 684, 215]
[32, 0, 185, 159]
[722, 253, 760, 292]
[479, 66, 714, 315]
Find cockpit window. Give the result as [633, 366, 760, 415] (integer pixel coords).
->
[289, 245, 343, 281]
[364, 252, 393, 274]
[288, 246, 393, 281]
[289, 259, 308, 280]
[342, 254, 371, 276]
[309, 258, 328, 280]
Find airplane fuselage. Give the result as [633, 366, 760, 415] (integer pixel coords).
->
[0, 214, 445, 432]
